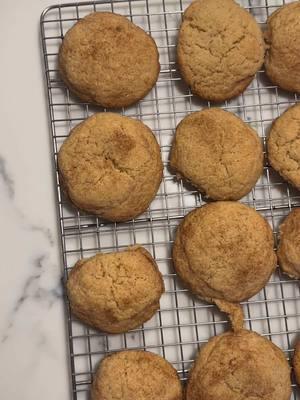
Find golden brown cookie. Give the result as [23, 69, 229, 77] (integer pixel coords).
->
[265, 2, 300, 93]
[173, 202, 276, 310]
[59, 12, 160, 108]
[170, 108, 263, 200]
[91, 350, 183, 400]
[268, 104, 300, 190]
[177, 0, 264, 102]
[293, 340, 300, 385]
[186, 329, 291, 400]
[278, 208, 300, 279]
[58, 113, 163, 221]
[67, 246, 164, 334]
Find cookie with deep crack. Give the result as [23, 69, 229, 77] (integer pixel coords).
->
[278, 208, 300, 279]
[173, 202, 276, 314]
[293, 340, 300, 385]
[58, 113, 163, 221]
[59, 12, 160, 108]
[268, 104, 300, 190]
[91, 350, 183, 400]
[186, 329, 291, 400]
[170, 108, 263, 200]
[265, 2, 300, 93]
[177, 0, 265, 102]
[67, 246, 164, 334]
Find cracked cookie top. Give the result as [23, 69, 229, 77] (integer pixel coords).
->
[91, 350, 183, 400]
[265, 2, 300, 93]
[58, 112, 163, 221]
[170, 108, 263, 201]
[58, 12, 160, 108]
[277, 208, 300, 279]
[67, 246, 164, 334]
[177, 0, 264, 102]
[173, 202, 276, 307]
[186, 329, 291, 400]
[268, 104, 300, 190]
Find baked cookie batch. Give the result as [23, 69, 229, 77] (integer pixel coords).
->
[57, 1, 300, 399]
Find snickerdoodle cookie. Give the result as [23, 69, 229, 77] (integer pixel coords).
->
[59, 12, 160, 108]
[173, 202, 276, 308]
[177, 0, 264, 102]
[265, 2, 300, 93]
[186, 329, 291, 400]
[268, 104, 300, 190]
[278, 208, 300, 279]
[293, 340, 300, 385]
[67, 246, 164, 333]
[58, 113, 163, 221]
[91, 350, 183, 400]
[170, 108, 263, 200]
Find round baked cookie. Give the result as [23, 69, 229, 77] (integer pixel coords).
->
[278, 208, 300, 279]
[67, 246, 164, 334]
[268, 104, 300, 190]
[186, 329, 291, 400]
[91, 350, 183, 400]
[293, 340, 300, 385]
[173, 202, 276, 305]
[58, 113, 163, 221]
[59, 12, 160, 108]
[177, 0, 264, 102]
[265, 2, 300, 93]
[170, 108, 263, 200]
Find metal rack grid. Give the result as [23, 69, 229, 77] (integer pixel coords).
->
[40, 0, 300, 398]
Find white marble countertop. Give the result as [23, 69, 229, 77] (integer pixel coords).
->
[0, 1, 69, 399]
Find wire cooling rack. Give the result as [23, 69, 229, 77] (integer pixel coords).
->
[41, 0, 300, 398]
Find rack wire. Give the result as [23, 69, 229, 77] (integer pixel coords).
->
[40, 0, 300, 398]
